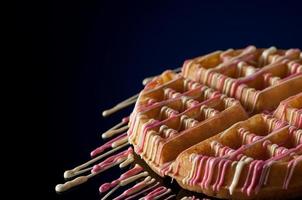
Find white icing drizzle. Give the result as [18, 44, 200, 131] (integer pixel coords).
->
[56, 157, 127, 193]
[180, 115, 199, 130]
[184, 79, 201, 90]
[150, 135, 161, 163]
[112, 136, 128, 148]
[141, 130, 156, 157]
[137, 119, 158, 150]
[263, 115, 285, 132]
[287, 61, 302, 74]
[159, 125, 178, 139]
[64, 142, 130, 179]
[211, 141, 235, 157]
[229, 156, 253, 195]
[164, 88, 181, 99]
[180, 196, 200, 200]
[183, 154, 198, 185]
[119, 154, 134, 168]
[159, 106, 179, 119]
[237, 61, 257, 77]
[270, 144, 278, 156]
[185, 98, 199, 108]
[289, 108, 295, 125]
[183, 60, 194, 77]
[203, 86, 215, 99]
[260, 46, 277, 66]
[220, 48, 234, 60]
[283, 156, 302, 189]
[246, 66, 257, 76]
[224, 78, 234, 96]
[237, 61, 246, 77]
[244, 88, 256, 109]
[119, 171, 149, 186]
[129, 114, 146, 141]
[200, 105, 219, 119]
[102, 93, 139, 117]
[113, 177, 155, 200]
[223, 97, 236, 108]
[294, 130, 302, 145]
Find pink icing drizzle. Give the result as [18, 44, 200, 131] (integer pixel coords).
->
[141, 186, 169, 200]
[185, 123, 301, 197]
[113, 178, 152, 200]
[91, 147, 133, 174]
[90, 133, 127, 157]
[99, 164, 143, 193]
[283, 155, 302, 189]
[124, 182, 160, 200]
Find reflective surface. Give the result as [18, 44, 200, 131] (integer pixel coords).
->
[46, 1, 302, 199]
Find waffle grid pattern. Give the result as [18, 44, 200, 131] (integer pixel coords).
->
[128, 75, 244, 166]
[178, 114, 302, 197]
[182, 46, 302, 113]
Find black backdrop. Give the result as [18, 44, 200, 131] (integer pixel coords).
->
[46, 0, 302, 199]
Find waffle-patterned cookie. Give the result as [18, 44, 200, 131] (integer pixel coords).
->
[127, 46, 302, 199]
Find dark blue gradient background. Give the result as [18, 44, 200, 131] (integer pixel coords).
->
[47, 0, 302, 199]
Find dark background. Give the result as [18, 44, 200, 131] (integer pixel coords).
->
[36, 0, 302, 199]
